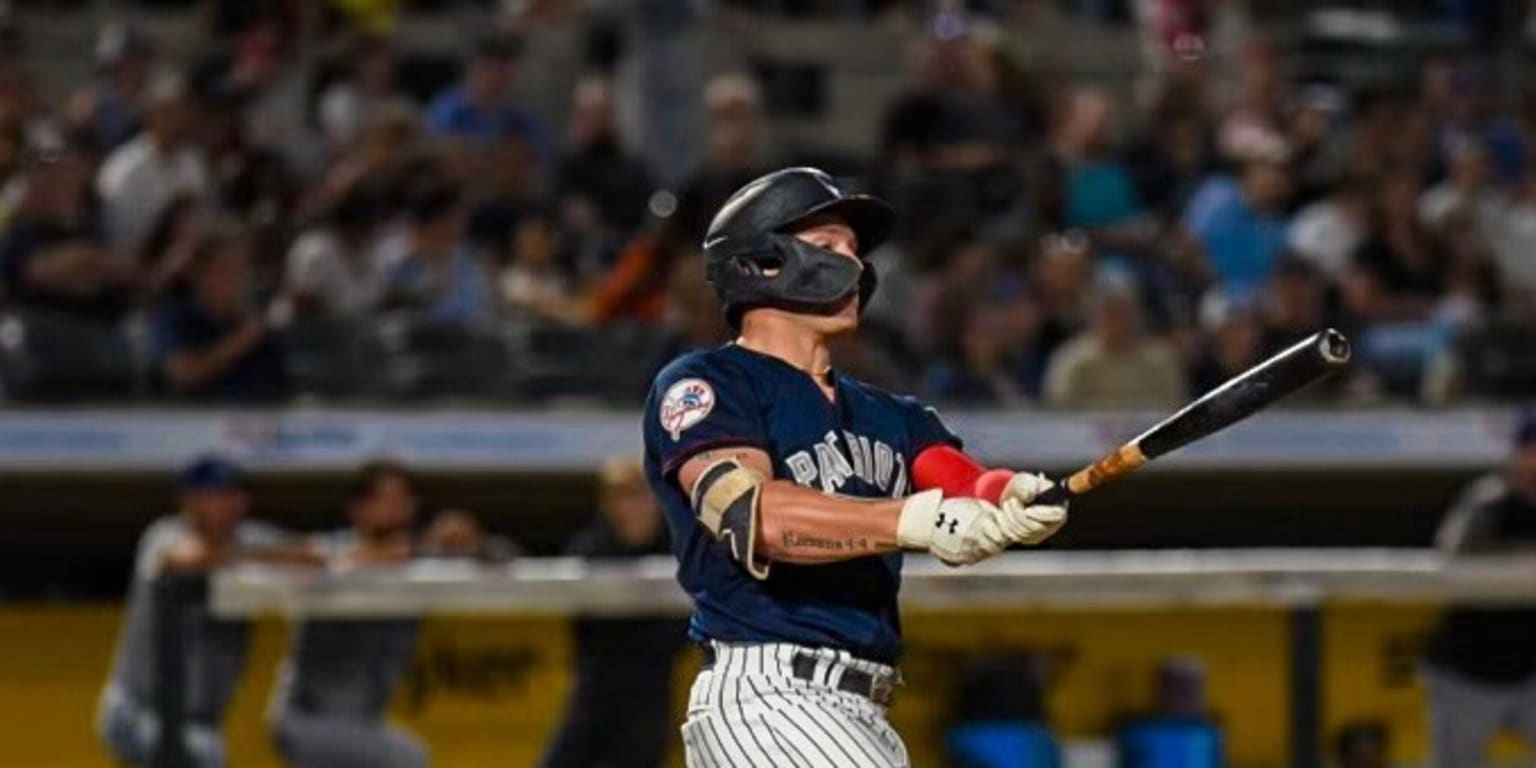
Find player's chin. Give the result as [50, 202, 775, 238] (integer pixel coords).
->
[820, 297, 860, 334]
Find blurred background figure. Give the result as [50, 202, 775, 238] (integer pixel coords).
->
[1331, 721, 1391, 768]
[151, 231, 289, 402]
[68, 22, 157, 155]
[1043, 276, 1186, 408]
[270, 460, 498, 768]
[540, 456, 686, 768]
[554, 75, 654, 282]
[944, 652, 1058, 768]
[1115, 656, 1224, 768]
[376, 181, 494, 327]
[316, 34, 412, 152]
[97, 456, 308, 768]
[425, 34, 550, 182]
[0, 136, 132, 326]
[95, 72, 208, 255]
[1422, 411, 1536, 768]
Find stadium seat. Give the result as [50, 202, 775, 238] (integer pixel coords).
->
[0, 309, 139, 401]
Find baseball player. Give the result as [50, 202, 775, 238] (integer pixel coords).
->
[98, 456, 309, 768]
[642, 167, 1069, 767]
[268, 461, 491, 768]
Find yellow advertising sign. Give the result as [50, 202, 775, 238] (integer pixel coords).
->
[1, 602, 1528, 767]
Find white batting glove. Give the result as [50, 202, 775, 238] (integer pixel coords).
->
[897, 489, 1011, 566]
[997, 472, 1069, 545]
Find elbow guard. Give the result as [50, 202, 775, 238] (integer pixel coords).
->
[690, 457, 771, 580]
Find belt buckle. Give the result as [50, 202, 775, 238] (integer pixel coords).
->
[869, 674, 895, 706]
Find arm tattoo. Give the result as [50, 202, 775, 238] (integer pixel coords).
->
[782, 531, 873, 553]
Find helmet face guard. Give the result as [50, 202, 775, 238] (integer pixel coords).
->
[702, 167, 894, 328]
[706, 233, 877, 328]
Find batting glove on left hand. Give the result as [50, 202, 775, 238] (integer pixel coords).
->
[997, 472, 1068, 545]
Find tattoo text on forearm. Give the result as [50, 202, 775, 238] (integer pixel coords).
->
[782, 531, 873, 553]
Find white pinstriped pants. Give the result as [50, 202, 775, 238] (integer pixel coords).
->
[681, 642, 910, 768]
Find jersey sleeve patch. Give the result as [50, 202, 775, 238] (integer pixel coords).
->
[659, 377, 717, 441]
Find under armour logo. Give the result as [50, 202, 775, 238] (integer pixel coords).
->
[935, 513, 959, 535]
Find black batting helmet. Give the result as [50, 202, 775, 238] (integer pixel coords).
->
[703, 167, 895, 328]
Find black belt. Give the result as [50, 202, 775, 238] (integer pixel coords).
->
[699, 643, 897, 706]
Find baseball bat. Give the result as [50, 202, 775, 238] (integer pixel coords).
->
[1035, 328, 1352, 505]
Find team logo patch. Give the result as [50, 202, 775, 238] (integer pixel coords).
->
[660, 378, 716, 441]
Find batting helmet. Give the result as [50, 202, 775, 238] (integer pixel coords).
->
[703, 167, 895, 328]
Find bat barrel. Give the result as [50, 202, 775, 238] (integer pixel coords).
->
[1038, 328, 1352, 506]
[1318, 328, 1352, 366]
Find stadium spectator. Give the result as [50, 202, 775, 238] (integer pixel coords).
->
[97, 73, 210, 254]
[1217, 37, 1290, 165]
[1286, 86, 1352, 206]
[1331, 721, 1390, 768]
[270, 460, 491, 768]
[152, 232, 290, 402]
[1025, 231, 1095, 388]
[1259, 257, 1331, 352]
[97, 456, 313, 768]
[1484, 167, 1536, 303]
[496, 206, 585, 324]
[284, 190, 384, 319]
[1419, 138, 1500, 236]
[317, 35, 411, 151]
[1182, 154, 1292, 300]
[199, 89, 297, 261]
[671, 73, 769, 244]
[136, 196, 207, 302]
[555, 75, 655, 280]
[1123, 87, 1217, 225]
[541, 456, 686, 768]
[1423, 412, 1536, 768]
[880, 19, 1014, 174]
[68, 23, 157, 154]
[1188, 294, 1265, 396]
[1115, 656, 1224, 768]
[878, 20, 1024, 243]
[647, 247, 729, 371]
[928, 305, 1029, 406]
[0, 138, 135, 324]
[376, 182, 495, 326]
[1288, 177, 1370, 279]
[1353, 170, 1446, 317]
[924, 233, 1035, 404]
[1043, 277, 1186, 408]
[425, 34, 551, 171]
[1036, 87, 1153, 258]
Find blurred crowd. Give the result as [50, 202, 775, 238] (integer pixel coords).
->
[0, 1, 1533, 406]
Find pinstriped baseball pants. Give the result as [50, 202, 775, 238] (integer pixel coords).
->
[681, 642, 910, 768]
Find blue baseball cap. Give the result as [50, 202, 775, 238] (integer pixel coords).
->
[179, 455, 245, 492]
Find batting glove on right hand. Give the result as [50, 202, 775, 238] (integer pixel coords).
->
[998, 472, 1068, 545]
[897, 490, 1011, 566]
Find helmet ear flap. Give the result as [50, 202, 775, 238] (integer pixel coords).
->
[858, 259, 878, 308]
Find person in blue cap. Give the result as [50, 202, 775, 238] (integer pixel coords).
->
[97, 455, 313, 768]
[1424, 410, 1536, 767]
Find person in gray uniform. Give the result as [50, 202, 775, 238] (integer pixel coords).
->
[269, 460, 493, 768]
[98, 456, 309, 768]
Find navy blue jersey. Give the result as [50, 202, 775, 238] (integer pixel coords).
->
[642, 343, 959, 663]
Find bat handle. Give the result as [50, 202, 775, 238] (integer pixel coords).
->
[1035, 482, 1072, 506]
[1037, 442, 1149, 507]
